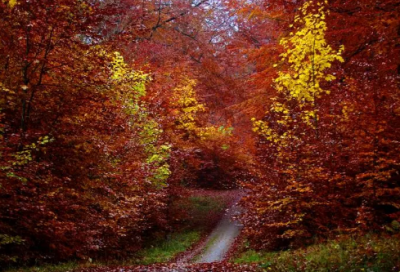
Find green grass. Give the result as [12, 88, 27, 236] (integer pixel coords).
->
[132, 194, 228, 265]
[234, 234, 400, 271]
[133, 230, 201, 265]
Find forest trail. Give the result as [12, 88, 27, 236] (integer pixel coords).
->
[194, 199, 242, 263]
[178, 194, 243, 264]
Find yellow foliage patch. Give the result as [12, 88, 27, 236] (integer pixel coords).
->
[252, 0, 345, 148]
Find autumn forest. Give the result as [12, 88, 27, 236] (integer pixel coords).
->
[0, 0, 399, 271]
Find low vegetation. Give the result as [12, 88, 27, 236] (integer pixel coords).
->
[133, 231, 201, 265]
[3, 189, 235, 271]
[4, 232, 201, 272]
[234, 234, 400, 271]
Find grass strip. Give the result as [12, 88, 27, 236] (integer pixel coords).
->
[234, 234, 400, 272]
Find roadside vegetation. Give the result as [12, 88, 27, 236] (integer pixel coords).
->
[132, 231, 201, 265]
[234, 234, 400, 272]
[3, 189, 235, 272]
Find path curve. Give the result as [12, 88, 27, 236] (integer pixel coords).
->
[194, 196, 243, 263]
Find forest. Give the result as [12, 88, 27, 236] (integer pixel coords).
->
[0, 0, 399, 271]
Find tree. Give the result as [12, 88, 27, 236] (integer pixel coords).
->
[242, 0, 400, 249]
[0, 0, 171, 263]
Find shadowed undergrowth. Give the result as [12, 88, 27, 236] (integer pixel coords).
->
[3, 190, 235, 272]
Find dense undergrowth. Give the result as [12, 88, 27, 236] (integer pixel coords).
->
[11, 233, 400, 272]
[234, 234, 400, 272]
[3, 189, 235, 272]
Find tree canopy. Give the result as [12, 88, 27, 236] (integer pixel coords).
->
[0, 0, 399, 266]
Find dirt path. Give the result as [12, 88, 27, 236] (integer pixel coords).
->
[193, 195, 243, 263]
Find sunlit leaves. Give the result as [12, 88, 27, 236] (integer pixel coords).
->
[252, 0, 345, 146]
[171, 76, 206, 133]
[171, 76, 233, 143]
[275, 1, 345, 103]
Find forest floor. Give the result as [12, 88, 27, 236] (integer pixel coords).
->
[176, 193, 243, 263]
[5, 189, 244, 272]
[6, 189, 400, 272]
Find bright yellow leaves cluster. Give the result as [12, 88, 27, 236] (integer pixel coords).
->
[139, 119, 171, 187]
[3, 0, 17, 8]
[172, 76, 233, 143]
[171, 77, 206, 132]
[110, 52, 148, 114]
[109, 52, 171, 187]
[197, 126, 233, 142]
[275, 0, 344, 104]
[253, 0, 345, 146]
[252, 100, 294, 148]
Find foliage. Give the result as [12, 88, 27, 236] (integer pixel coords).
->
[4, 262, 85, 272]
[76, 262, 261, 272]
[0, 0, 172, 265]
[241, 0, 400, 250]
[110, 51, 171, 187]
[166, 74, 250, 189]
[252, 0, 345, 143]
[0, 0, 399, 269]
[234, 234, 400, 272]
[274, 0, 344, 104]
[170, 76, 206, 133]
